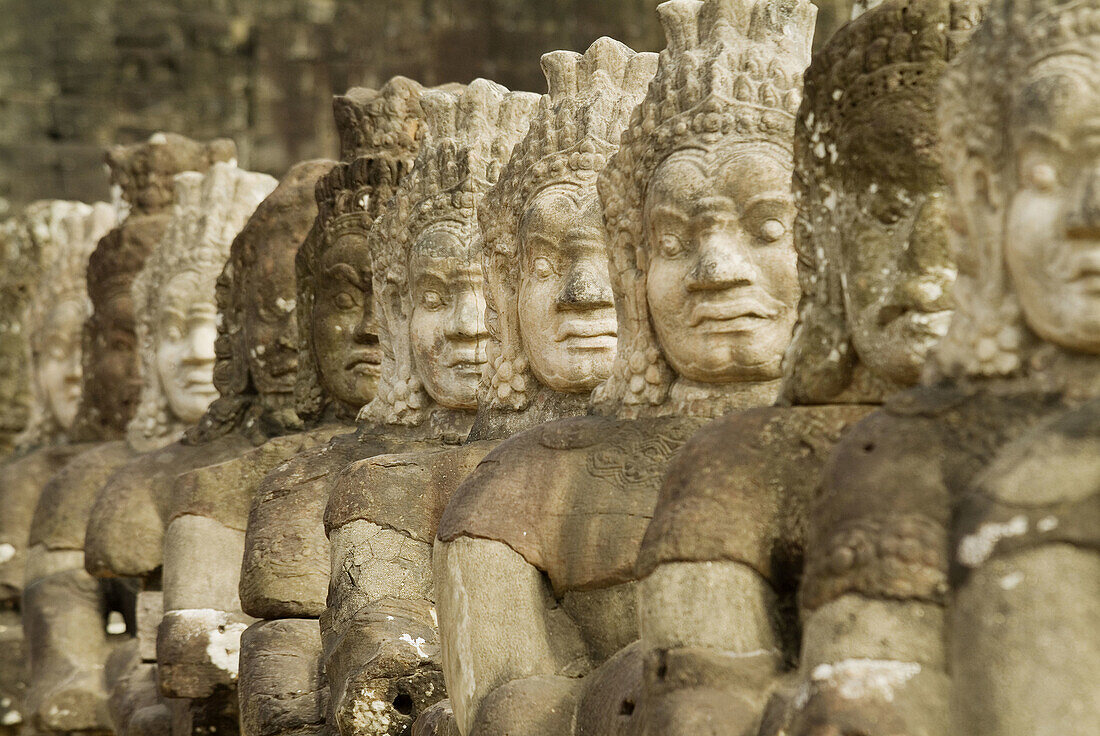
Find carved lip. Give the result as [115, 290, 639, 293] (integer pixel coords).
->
[689, 297, 778, 329]
[554, 318, 617, 343]
[344, 351, 382, 370]
[266, 361, 298, 378]
[1070, 252, 1100, 292]
[879, 306, 953, 335]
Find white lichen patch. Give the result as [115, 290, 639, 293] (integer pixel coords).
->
[0, 543, 15, 564]
[204, 620, 248, 679]
[345, 689, 393, 732]
[1, 710, 22, 726]
[399, 633, 429, 659]
[811, 659, 921, 703]
[957, 515, 1028, 567]
[275, 297, 296, 314]
[1000, 571, 1024, 590]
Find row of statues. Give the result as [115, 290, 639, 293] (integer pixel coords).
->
[0, 0, 1096, 735]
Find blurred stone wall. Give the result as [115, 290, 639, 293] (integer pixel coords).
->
[0, 0, 852, 215]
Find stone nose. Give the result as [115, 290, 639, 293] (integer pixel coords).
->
[445, 287, 487, 340]
[1066, 160, 1100, 238]
[557, 259, 613, 310]
[687, 228, 757, 291]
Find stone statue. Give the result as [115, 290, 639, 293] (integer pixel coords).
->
[939, 1, 1100, 733]
[432, 2, 813, 734]
[237, 78, 435, 736]
[24, 216, 156, 735]
[317, 78, 538, 736]
[0, 199, 114, 735]
[785, 0, 1100, 733]
[628, 1, 979, 733]
[321, 42, 656, 736]
[147, 161, 334, 732]
[0, 216, 39, 461]
[81, 154, 276, 735]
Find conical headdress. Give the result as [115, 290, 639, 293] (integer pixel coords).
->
[476, 38, 658, 413]
[363, 79, 539, 426]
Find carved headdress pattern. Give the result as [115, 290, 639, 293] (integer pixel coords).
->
[105, 133, 237, 217]
[934, 0, 1100, 381]
[17, 200, 116, 450]
[781, 0, 985, 405]
[477, 38, 658, 412]
[595, 0, 815, 417]
[362, 79, 539, 426]
[297, 78, 433, 422]
[129, 163, 277, 451]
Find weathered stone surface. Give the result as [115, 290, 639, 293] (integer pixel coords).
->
[0, 607, 27, 736]
[321, 80, 537, 736]
[239, 619, 328, 736]
[781, 0, 1100, 731]
[434, 2, 812, 732]
[628, 1, 984, 732]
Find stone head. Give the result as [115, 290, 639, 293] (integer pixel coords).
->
[105, 133, 237, 217]
[935, 0, 1100, 381]
[17, 200, 115, 449]
[72, 222, 157, 440]
[477, 38, 657, 411]
[298, 78, 430, 422]
[595, 0, 815, 417]
[129, 163, 278, 451]
[363, 80, 539, 425]
[781, 0, 985, 404]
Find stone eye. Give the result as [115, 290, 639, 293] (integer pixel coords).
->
[1028, 161, 1058, 192]
[759, 218, 786, 242]
[533, 256, 556, 279]
[421, 290, 444, 310]
[657, 234, 685, 258]
[334, 292, 356, 310]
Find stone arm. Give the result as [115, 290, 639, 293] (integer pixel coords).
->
[158, 429, 337, 699]
[322, 443, 503, 736]
[433, 536, 590, 736]
[779, 411, 952, 736]
[950, 400, 1100, 736]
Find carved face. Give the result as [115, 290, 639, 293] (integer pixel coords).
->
[38, 298, 85, 430]
[408, 225, 488, 409]
[517, 189, 616, 392]
[644, 146, 799, 383]
[87, 284, 140, 426]
[312, 232, 380, 409]
[242, 244, 299, 395]
[156, 271, 219, 424]
[1004, 62, 1100, 354]
[833, 183, 955, 385]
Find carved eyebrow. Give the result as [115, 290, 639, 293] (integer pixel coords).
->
[743, 191, 796, 213]
[647, 204, 690, 224]
[324, 263, 364, 289]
